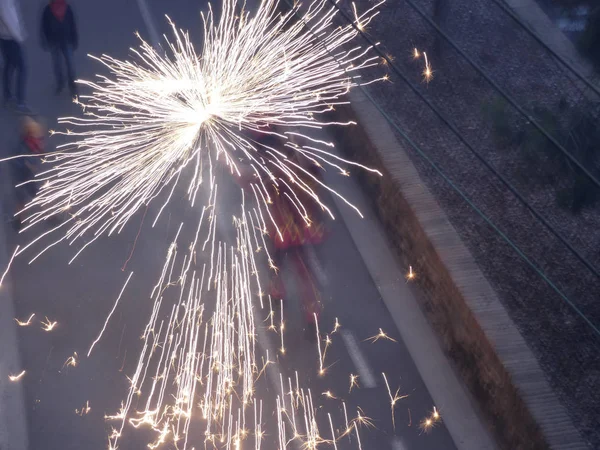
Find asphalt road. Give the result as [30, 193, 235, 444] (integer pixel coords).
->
[0, 1, 476, 449]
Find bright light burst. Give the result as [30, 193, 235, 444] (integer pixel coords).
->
[3, 0, 395, 448]
[11, 0, 382, 260]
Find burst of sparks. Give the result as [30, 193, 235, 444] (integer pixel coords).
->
[63, 352, 79, 370]
[331, 317, 341, 334]
[413, 47, 420, 59]
[349, 374, 359, 392]
[419, 406, 441, 433]
[5, 0, 383, 263]
[352, 408, 375, 430]
[322, 390, 337, 400]
[382, 372, 409, 431]
[322, 334, 332, 363]
[1, 0, 392, 448]
[365, 328, 397, 343]
[423, 52, 433, 82]
[406, 265, 415, 281]
[9, 370, 26, 382]
[76, 401, 92, 416]
[352, 2, 365, 31]
[14, 313, 35, 326]
[314, 314, 326, 376]
[432, 406, 440, 421]
[41, 317, 58, 332]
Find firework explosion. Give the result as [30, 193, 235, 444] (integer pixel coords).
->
[0, 0, 420, 448]
[10, 0, 382, 261]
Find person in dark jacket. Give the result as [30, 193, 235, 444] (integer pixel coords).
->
[40, 0, 78, 96]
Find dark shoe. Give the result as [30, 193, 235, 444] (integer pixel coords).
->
[14, 104, 31, 115]
[69, 84, 78, 98]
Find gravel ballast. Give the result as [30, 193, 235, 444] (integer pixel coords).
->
[332, 0, 600, 446]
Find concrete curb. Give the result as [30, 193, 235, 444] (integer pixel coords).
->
[331, 87, 587, 450]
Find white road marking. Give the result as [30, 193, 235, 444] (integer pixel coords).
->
[136, 0, 161, 48]
[303, 245, 329, 289]
[391, 436, 408, 450]
[341, 330, 377, 388]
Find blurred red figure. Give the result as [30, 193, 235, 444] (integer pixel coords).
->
[238, 127, 328, 336]
[11, 116, 46, 231]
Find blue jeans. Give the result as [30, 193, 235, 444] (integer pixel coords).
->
[0, 39, 26, 104]
[51, 45, 76, 91]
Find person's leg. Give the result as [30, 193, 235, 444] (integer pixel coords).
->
[62, 45, 77, 95]
[0, 39, 15, 103]
[12, 41, 26, 106]
[51, 46, 64, 93]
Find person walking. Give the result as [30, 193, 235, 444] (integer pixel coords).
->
[41, 0, 78, 96]
[0, 0, 27, 111]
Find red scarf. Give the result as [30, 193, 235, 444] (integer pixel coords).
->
[50, 0, 67, 22]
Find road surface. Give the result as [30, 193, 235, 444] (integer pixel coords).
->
[0, 1, 493, 449]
